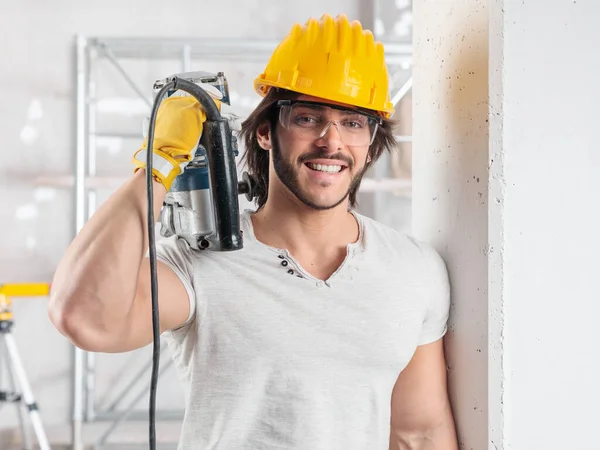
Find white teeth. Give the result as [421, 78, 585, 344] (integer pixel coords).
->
[307, 163, 342, 173]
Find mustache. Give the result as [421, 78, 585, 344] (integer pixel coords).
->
[298, 150, 354, 169]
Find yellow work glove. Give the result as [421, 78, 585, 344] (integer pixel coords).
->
[132, 94, 220, 191]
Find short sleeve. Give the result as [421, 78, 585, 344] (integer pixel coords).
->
[150, 235, 197, 329]
[417, 244, 451, 346]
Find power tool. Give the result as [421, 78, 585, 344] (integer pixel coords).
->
[153, 71, 255, 250]
[143, 71, 255, 449]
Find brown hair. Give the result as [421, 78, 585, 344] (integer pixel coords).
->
[238, 88, 398, 209]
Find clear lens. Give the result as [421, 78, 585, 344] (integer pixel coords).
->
[278, 102, 379, 146]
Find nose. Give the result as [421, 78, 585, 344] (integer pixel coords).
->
[316, 120, 344, 150]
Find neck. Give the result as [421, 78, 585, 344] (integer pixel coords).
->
[251, 187, 359, 256]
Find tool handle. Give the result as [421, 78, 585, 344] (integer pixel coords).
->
[200, 119, 243, 251]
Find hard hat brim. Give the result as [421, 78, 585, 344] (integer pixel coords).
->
[254, 78, 395, 119]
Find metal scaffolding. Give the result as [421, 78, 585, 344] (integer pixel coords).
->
[71, 30, 413, 449]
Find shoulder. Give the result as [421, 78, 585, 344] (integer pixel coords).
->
[356, 212, 437, 255]
[354, 211, 448, 278]
[153, 234, 199, 278]
[155, 234, 195, 258]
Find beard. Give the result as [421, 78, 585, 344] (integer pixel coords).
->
[271, 131, 368, 211]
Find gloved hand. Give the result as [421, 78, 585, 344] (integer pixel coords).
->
[132, 86, 221, 191]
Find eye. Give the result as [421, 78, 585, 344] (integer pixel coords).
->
[345, 120, 363, 129]
[342, 116, 368, 129]
[293, 114, 319, 127]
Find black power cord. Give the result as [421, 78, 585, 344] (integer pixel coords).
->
[145, 77, 222, 449]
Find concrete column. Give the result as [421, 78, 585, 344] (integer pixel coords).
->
[412, 0, 489, 448]
[413, 0, 600, 448]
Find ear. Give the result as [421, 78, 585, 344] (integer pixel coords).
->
[256, 121, 272, 150]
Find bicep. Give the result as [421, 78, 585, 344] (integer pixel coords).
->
[115, 259, 192, 352]
[390, 339, 457, 447]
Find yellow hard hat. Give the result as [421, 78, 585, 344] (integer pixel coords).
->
[254, 13, 395, 118]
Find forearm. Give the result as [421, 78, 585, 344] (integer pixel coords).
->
[390, 405, 458, 450]
[49, 169, 166, 347]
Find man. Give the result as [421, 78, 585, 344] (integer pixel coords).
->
[49, 13, 458, 450]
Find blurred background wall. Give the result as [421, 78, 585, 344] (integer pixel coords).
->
[0, 1, 414, 447]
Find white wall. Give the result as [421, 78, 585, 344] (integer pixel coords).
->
[414, 0, 600, 449]
[499, 1, 600, 448]
[0, 1, 369, 446]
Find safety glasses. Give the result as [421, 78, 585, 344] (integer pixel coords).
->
[276, 100, 382, 146]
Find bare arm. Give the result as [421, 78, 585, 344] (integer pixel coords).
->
[48, 169, 191, 353]
[389, 339, 458, 450]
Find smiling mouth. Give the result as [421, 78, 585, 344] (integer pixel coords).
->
[305, 162, 346, 174]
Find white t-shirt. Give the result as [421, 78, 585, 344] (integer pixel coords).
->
[156, 209, 450, 450]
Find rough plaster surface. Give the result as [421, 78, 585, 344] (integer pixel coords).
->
[488, 0, 505, 448]
[412, 0, 489, 448]
[0, 0, 417, 447]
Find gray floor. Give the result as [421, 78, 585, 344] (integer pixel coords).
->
[0, 422, 182, 450]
